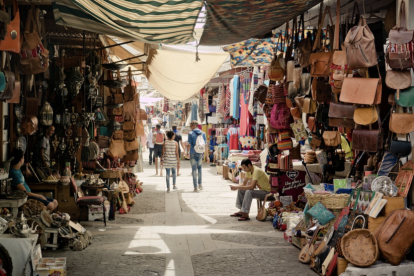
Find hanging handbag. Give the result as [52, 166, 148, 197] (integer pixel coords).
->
[123, 150, 138, 162]
[340, 71, 382, 105]
[293, 68, 302, 89]
[389, 106, 414, 134]
[290, 107, 302, 120]
[312, 77, 331, 102]
[123, 120, 135, 131]
[268, 51, 285, 82]
[390, 134, 412, 158]
[254, 84, 268, 104]
[0, 55, 15, 101]
[330, 51, 352, 94]
[123, 101, 135, 121]
[297, 14, 313, 68]
[272, 83, 285, 104]
[113, 130, 124, 140]
[395, 86, 414, 107]
[291, 119, 308, 142]
[113, 93, 124, 104]
[136, 119, 145, 137]
[20, 9, 49, 74]
[138, 108, 147, 120]
[328, 103, 355, 129]
[353, 108, 383, 152]
[385, 70, 411, 100]
[386, 1, 413, 70]
[270, 103, 292, 130]
[299, 73, 311, 96]
[112, 106, 123, 116]
[97, 135, 110, 148]
[108, 133, 126, 158]
[302, 98, 317, 114]
[323, 130, 341, 147]
[125, 138, 139, 151]
[286, 61, 295, 82]
[344, 16, 378, 69]
[114, 115, 124, 123]
[0, 0, 20, 53]
[354, 106, 378, 125]
[287, 82, 298, 100]
[124, 130, 136, 140]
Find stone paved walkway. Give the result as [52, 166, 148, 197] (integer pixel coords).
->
[44, 154, 313, 276]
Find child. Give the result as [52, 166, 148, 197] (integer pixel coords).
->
[161, 130, 180, 192]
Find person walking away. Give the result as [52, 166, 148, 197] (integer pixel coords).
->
[161, 131, 179, 192]
[153, 124, 165, 176]
[188, 120, 206, 192]
[147, 114, 152, 130]
[146, 126, 156, 165]
[230, 159, 271, 221]
[163, 114, 168, 128]
[172, 124, 184, 176]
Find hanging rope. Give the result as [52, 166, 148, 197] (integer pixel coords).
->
[195, 44, 201, 62]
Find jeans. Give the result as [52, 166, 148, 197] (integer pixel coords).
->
[149, 147, 154, 163]
[236, 189, 269, 214]
[190, 153, 203, 188]
[166, 168, 176, 188]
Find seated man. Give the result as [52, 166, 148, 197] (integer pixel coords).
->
[9, 149, 58, 211]
[230, 159, 270, 221]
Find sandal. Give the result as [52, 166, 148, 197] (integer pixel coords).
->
[230, 213, 242, 217]
[238, 217, 250, 221]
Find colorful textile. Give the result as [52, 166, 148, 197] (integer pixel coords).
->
[232, 76, 240, 119]
[222, 38, 276, 67]
[218, 83, 227, 117]
[200, 0, 321, 46]
[225, 81, 231, 117]
[199, 96, 205, 122]
[239, 135, 258, 150]
[52, 0, 203, 44]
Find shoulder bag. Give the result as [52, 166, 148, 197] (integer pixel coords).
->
[344, 16, 377, 68]
[123, 120, 135, 131]
[389, 106, 414, 134]
[256, 193, 271, 221]
[113, 106, 123, 116]
[108, 133, 126, 158]
[386, 69, 411, 100]
[113, 93, 124, 104]
[97, 135, 110, 148]
[123, 150, 138, 162]
[390, 134, 412, 158]
[270, 103, 292, 130]
[268, 30, 286, 82]
[395, 86, 414, 107]
[312, 77, 332, 102]
[272, 83, 285, 103]
[323, 130, 341, 147]
[302, 97, 317, 114]
[125, 138, 139, 151]
[113, 130, 124, 140]
[354, 106, 378, 125]
[352, 107, 383, 152]
[124, 130, 136, 140]
[328, 102, 355, 129]
[136, 119, 145, 137]
[138, 108, 147, 121]
[386, 1, 413, 70]
[297, 14, 313, 68]
[123, 101, 136, 121]
[254, 84, 268, 104]
[299, 73, 311, 95]
[0, 0, 20, 53]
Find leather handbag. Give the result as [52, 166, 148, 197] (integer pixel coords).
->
[123, 150, 138, 162]
[395, 86, 414, 107]
[297, 14, 313, 68]
[390, 135, 412, 158]
[290, 107, 302, 120]
[287, 82, 298, 99]
[113, 93, 124, 104]
[97, 135, 110, 148]
[340, 76, 382, 105]
[323, 130, 341, 147]
[268, 53, 285, 82]
[124, 130, 136, 140]
[286, 61, 295, 82]
[108, 133, 126, 158]
[294, 95, 305, 109]
[113, 106, 123, 116]
[20, 9, 49, 74]
[136, 119, 145, 137]
[330, 50, 351, 94]
[123, 101, 135, 121]
[272, 83, 285, 104]
[353, 129, 383, 152]
[354, 106, 378, 125]
[386, 70, 411, 100]
[123, 120, 135, 131]
[254, 84, 268, 104]
[0, 56, 15, 101]
[373, 209, 414, 266]
[299, 73, 311, 95]
[344, 16, 377, 69]
[138, 108, 148, 121]
[312, 77, 331, 102]
[302, 98, 317, 114]
[386, 1, 413, 70]
[293, 68, 302, 89]
[125, 138, 139, 151]
[256, 193, 270, 221]
[6, 78, 20, 103]
[389, 107, 414, 134]
[328, 103, 355, 129]
[307, 116, 316, 133]
[113, 130, 124, 140]
[0, 0, 20, 53]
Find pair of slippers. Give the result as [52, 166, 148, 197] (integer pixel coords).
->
[230, 213, 250, 221]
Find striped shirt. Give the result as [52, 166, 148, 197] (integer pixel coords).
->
[163, 140, 178, 169]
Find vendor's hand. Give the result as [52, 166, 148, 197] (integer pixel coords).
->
[230, 185, 238, 191]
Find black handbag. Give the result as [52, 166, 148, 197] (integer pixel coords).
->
[390, 134, 412, 158]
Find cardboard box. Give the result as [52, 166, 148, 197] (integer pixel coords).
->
[368, 197, 405, 232]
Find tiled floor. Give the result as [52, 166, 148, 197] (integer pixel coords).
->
[44, 153, 312, 276]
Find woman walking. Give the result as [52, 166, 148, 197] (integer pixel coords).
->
[162, 130, 180, 192]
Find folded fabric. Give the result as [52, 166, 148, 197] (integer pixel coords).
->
[307, 202, 336, 225]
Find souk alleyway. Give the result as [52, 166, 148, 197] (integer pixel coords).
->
[44, 155, 312, 276]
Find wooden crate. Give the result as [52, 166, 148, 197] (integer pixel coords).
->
[223, 165, 229, 180]
[368, 196, 405, 232]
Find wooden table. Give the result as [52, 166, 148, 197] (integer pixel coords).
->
[27, 181, 58, 198]
[0, 197, 27, 218]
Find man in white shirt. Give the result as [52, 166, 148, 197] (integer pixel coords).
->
[146, 126, 156, 165]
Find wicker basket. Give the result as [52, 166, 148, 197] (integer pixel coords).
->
[341, 229, 379, 267]
[306, 194, 351, 209]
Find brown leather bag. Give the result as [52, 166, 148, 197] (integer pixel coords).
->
[386, 1, 413, 70]
[0, 0, 20, 53]
[97, 135, 110, 148]
[312, 77, 331, 102]
[138, 108, 147, 121]
[353, 109, 383, 152]
[297, 13, 313, 68]
[286, 61, 295, 82]
[294, 95, 305, 109]
[340, 75, 382, 105]
[328, 103, 355, 128]
[389, 106, 414, 134]
[290, 107, 302, 120]
[113, 130, 124, 140]
[123, 150, 138, 162]
[123, 101, 135, 121]
[20, 9, 49, 75]
[373, 209, 414, 266]
[123, 130, 136, 140]
[354, 106, 378, 125]
[268, 53, 285, 82]
[125, 139, 139, 151]
[385, 70, 411, 100]
[113, 106, 123, 116]
[113, 93, 124, 104]
[254, 84, 268, 104]
[302, 98, 317, 114]
[323, 130, 341, 147]
[123, 120, 135, 131]
[344, 16, 377, 69]
[136, 119, 145, 137]
[307, 116, 316, 133]
[108, 133, 126, 158]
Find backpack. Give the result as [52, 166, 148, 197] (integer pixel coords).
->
[194, 132, 206, 154]
[270, 103, 292, 130]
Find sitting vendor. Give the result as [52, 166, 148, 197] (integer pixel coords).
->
[230, 159, 270, 221]
[9, 149, 58, 211]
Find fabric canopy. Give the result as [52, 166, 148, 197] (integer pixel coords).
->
[145, 49, 229, 101]
[200, 0, 321, 46]
[52, 0, 203, 44]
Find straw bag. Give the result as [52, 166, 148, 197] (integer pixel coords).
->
[341, 215, 379, 267]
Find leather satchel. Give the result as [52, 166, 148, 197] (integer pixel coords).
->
[125, 138, 139, 151]
[296, 14, 313, 68]
[97, 135, 110, 148]
[0, 0, 20, 53]
[353, 109, 383, 153]
[390, 135, 412, 158]
[312, 77, 332, 102]
[254, 84, 268, 104]
[113, 93, 124, 104]
[123, 130, 136, 140]
[123, 101, 135, 121]
[113, 106, 123, 116]
[290, 107, 302, 120]
[123, 150, 138, 162]
[123, 121, 135, 131]
[373, 209, 414, 266]
[389, 109, 414, 134]
[323, 130, 341, 147]
[302, 98, 317, 114]
[395, 86, 414, 107]
[354, 106, 378, 125]
[113, 130, 124, 140]
[344, 16, 377, 69]
[328, 103, 355, 129]
[108, 134, 126, 158]
[340, 76, 382, 105]
[294, 95, 305, 109]
[268, 53, 285, 82]
[385, 70, 411, 100]
[386, 1, 413, 70]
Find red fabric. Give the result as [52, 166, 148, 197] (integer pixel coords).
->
[229, 133, 239, 150]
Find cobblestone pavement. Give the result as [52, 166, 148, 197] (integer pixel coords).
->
[44, 153, 312, 276]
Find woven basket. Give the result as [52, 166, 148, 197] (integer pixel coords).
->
[341, 229, 379, 267]
[306, 194, 351, 209]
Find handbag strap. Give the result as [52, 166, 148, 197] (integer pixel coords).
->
[313, 6, 334, 51]
[334, 0, 341, 50]
[351, 214, 365, 230]
[398, 0, 407, 30]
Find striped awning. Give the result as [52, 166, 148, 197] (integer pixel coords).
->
[52, 0, 203, 44]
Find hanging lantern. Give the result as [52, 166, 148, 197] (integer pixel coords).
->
[39, 102, 53, 126]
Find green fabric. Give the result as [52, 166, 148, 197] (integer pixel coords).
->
[395, 87, 414, 107]
[307, 202, 335, 225]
